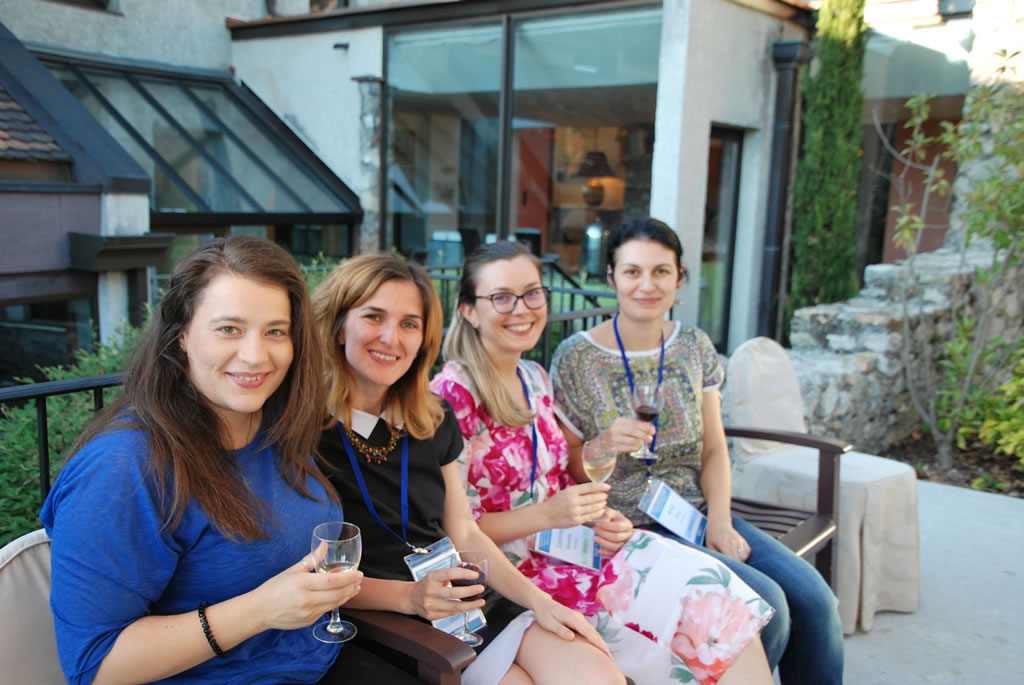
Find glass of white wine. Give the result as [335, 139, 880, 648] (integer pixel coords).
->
[310, 521, 361, 643]
[582, 436, 617, 520]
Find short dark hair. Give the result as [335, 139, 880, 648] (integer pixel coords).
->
[606, 218, 684, 274]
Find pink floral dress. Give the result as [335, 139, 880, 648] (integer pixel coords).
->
[431, 361, 775, 685]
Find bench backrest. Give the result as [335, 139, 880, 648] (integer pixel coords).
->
[0, 529, 66, 684]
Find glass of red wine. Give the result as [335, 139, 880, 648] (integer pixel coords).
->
[450, 549, 488, 646]
[631, 381, 663, 462]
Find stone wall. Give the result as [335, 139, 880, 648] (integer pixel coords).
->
[781, 246, 1023, 454]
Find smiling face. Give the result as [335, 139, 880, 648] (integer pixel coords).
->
[179, 274, 293, 446]
[461, 255, 547, 362]
[339, 279, 425, 413]
[608, 238, 683, 324]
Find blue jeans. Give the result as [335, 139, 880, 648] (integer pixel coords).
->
[642, 515, 844, 685]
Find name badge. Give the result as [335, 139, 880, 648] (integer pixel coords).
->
[638, 479, 707, 545]
[529, 525, 602, 570]
[404, 537, 487, 636]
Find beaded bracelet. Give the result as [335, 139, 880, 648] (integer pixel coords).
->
[197, 602, 228, 658]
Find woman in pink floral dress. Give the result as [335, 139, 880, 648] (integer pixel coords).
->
[430, 241, 775, 685]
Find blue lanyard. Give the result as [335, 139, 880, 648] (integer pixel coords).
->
[516, 367, 539, 503]
[612, 315, 665, 473]
[338, 424, 428, 555]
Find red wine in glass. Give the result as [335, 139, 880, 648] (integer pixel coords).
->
[635, 405, 660, 423]
[451, 551, 488, 646]
[631, 382, 664, 462]
[451, 562, 486, 601]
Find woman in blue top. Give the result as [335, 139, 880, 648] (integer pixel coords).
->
[40, 236, 409, 684]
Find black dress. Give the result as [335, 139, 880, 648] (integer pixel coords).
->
[317, 402, 462, 579]
[317, 401, 527, 661]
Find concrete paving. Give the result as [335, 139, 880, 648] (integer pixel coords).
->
[842, 480, 1024, 683]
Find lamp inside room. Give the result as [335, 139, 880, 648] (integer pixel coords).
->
[573, 150, 615, 207]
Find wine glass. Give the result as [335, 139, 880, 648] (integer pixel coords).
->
[631, 382, 663, 462]
[450, 549, 488, 647]
[582, 436, 617, 520]
[311, 521, 361, 643]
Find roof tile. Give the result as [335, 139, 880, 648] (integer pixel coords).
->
[0, 84, 72, 163]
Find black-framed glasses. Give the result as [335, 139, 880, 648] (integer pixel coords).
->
[474, 287, 550, 314]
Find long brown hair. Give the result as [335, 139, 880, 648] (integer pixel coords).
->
[67, 235, 335, 540]
[312, 253, 445, 439]
[442, 240, 542, 428]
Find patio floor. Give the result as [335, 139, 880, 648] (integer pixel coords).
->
[841, 480, 1024, 683]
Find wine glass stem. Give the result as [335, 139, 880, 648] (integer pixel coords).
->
[328, 607, 343, 631]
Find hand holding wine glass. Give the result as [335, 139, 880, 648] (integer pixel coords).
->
[450, 550, 488, 647]
[630, 381, 663, 461]
[310, 522, 361, 643]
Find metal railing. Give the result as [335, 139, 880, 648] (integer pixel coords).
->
[0, 305, 618, 504]
[0, 373, 124, 502]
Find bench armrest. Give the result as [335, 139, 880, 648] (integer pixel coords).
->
[337, 608, 476, 685]
[724, 425, 851, 521]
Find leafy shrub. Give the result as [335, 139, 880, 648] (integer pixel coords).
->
[961, 346, 1024, 468]
[0, 320, 144, 546]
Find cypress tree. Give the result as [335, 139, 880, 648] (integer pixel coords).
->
[788, 0, 866, 321]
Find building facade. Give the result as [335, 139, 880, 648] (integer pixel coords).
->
[1, 0, 982, 385]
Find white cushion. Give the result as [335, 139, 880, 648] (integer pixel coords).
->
[733, 449, 921, 634]
[0, 529, 66, 684]
[726, 337, 807, 462]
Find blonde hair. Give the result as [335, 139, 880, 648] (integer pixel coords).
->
[312, 254, 445, 439]
[442, 241, 542, 429]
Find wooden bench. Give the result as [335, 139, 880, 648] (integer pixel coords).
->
[724, 426, 848, 589]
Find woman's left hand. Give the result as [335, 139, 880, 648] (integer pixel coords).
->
[592, 508, 633, 557]
[704, 517, 751, 562]
[532, 598, 613, 659]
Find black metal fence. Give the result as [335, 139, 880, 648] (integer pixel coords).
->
[0, 302, 617, 504]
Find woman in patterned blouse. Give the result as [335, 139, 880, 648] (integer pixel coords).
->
[550, 218, 844, 685]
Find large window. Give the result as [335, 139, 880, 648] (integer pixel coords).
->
[510, 9, 660, 278]
[0, 298, 95, 387]
[385, 6, 661, 271]
[387, 23, 502, 262]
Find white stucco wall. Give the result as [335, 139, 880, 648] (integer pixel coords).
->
[651, 0, 805, 351]
[230, 27, 384, 192]
[0, 0, 269, 70]
[96, 191, 150, 342]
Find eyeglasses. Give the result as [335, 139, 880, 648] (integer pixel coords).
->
[474, 287, 550, 314]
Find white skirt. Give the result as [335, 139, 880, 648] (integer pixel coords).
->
[460, 610, 536, 685]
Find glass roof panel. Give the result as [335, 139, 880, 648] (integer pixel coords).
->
[137, 78, 306, 213]
[41, 59, 357, 218]
[187, 84, 344, 212]
[75, 68, 256, 213]
[47, 65, 198, 212]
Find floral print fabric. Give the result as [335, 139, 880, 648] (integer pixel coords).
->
[596, 532, 774, 684]
[431, 360, 773, 684]
[551, 323, 725, 523]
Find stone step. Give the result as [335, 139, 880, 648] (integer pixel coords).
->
[789, 297, 908, 355]
[863, 246, 992, 298]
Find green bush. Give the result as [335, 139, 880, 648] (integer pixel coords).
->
[0, 320, 143, 546]
[959, 345, 1024, 468]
